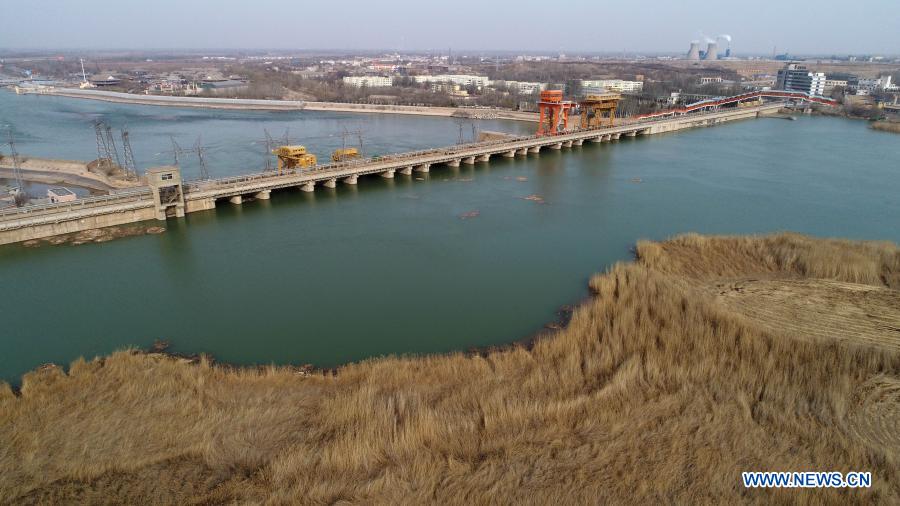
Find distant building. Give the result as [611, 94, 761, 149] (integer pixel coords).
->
[342, 76, 393, 88]
[413, 75, 490, 89]
[199, 79, 248, 94]
[855, 75, 895, 93]
[89, 75, 122, 87]
[699, 76, 723, 85]
[47, 187, 76, 203]
[491, 80, 545, 95]
[580, 79, 643, 93]
[823, 79, 849, 94]
[775, 64, 825, 96]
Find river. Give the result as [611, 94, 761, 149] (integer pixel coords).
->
[1, 90, 898, 383]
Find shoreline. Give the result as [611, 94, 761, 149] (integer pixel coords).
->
[15, 88, 540, 122]
[3, 232, 899, 503]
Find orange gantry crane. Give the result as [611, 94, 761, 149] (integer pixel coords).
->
[536, 90, 576, 136]
[579, 91, 621, 129]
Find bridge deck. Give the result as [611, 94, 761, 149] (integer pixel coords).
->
[0, 102, 783, 240]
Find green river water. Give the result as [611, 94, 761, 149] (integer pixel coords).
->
[1, 91, 898, 383]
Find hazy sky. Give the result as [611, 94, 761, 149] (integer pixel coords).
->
[1, 0, 898, 55]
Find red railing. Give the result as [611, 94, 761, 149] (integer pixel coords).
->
[634, 91, 838, 120]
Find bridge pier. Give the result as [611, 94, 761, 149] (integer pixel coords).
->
[343, 175, 358, 185]
[255, 190, 271, 200]
[549, 142, 562, 150]
[590, 136, 604, 143]
[381, 169, 395, 178]
[300, 182, 315, 192]
[462, 156, 476, 165]
[625, 131, 637, 137]
[446, 159, 461, 167]
[515, 148, 528, 156]
[476, 154, 491, 162]
[415, 163, 430, 173]
[323, 178, 337, 188]
[611, 133, 621, 140]
[572, 139, 584, 146]
[503, 149, 516, 158]
[528, 146, 541, 154]
[562, 140, 573, 148]
[229, 195, 243, 205]
[399, 166, 413, 175]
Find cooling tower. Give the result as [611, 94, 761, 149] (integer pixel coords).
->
[703, 42, 719, 60]
[687, 42, 701, 60]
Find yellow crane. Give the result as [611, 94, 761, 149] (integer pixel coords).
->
[331, 147, 361, 162]
[272, 146, 317, 173]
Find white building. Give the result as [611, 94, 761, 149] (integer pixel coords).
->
[856, 75, 895, 93]
[580, 79, 644, 93]
[342, 76, 393, 88]
[490, 80, 546, 94]
[823, 79, 848, 94]
[413, 74, 490, 89]
[775, 64, 826, 96]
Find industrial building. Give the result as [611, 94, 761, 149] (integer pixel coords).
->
[47, 187, 76, 204]
[776, 64, 826, 97]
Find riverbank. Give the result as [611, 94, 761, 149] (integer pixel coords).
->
[872, 120, 900, 134]
[2, 233, 898, 504]
[22, 88, 540, 122]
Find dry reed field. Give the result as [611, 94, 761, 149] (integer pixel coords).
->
[2, 233, 899, 505]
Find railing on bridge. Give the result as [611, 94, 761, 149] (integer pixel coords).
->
[0, 188, 153, 221]
[183, 105, 773, 194]
[634, 91, 836, 121]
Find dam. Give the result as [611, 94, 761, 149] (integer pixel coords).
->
[0, 103, 784, 245]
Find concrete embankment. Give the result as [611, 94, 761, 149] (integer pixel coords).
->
[0, 157, 142, 192]
[37, 89, 540, 122]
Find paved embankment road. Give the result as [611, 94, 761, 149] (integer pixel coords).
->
[39, 89, 540, 122]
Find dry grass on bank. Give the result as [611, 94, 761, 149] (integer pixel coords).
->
[871, 121, 900, 134]
[2, 233, 900, 505]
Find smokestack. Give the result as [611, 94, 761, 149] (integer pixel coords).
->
[687, 41, 701, 60]
[703, 42, 719, 60]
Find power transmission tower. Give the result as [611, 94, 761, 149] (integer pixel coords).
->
[355, 129, 365, 156]
[169, 135, 182, 166]
[5, 128, 27, 206]
[261, 129, 276, 171]
[94, 121, 112, 168]
[104, 124, 122, 170]
[193, 136, 210, 180]
[121, 127, 138, 179]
